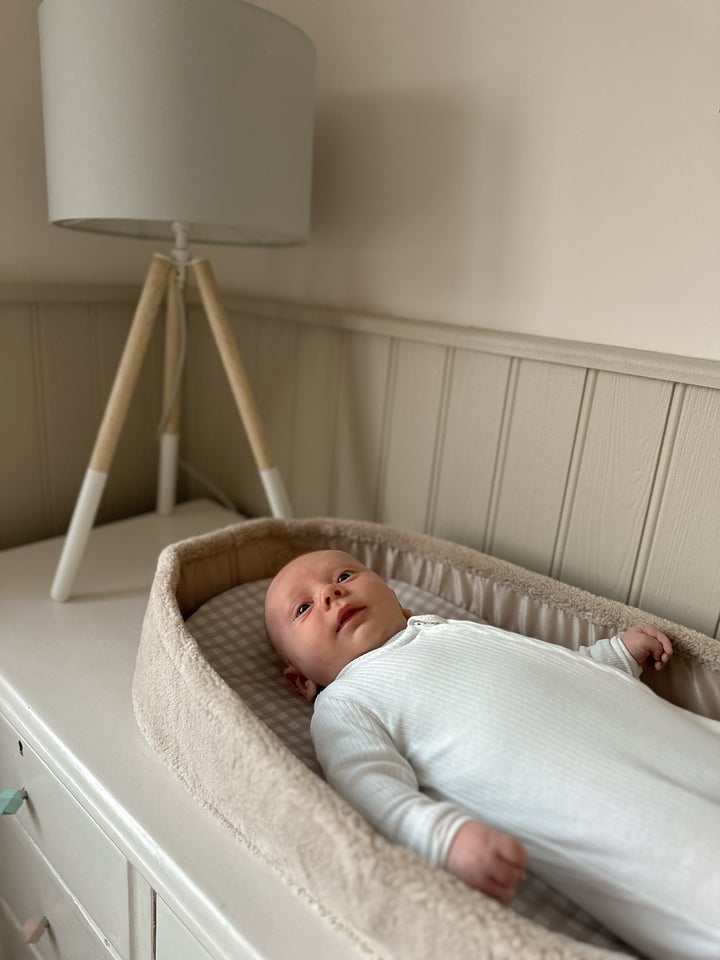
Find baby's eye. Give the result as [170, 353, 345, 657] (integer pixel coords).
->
[297, 601, 311, 616]
[337, 571, 352, 583]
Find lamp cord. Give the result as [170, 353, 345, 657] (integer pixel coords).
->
[154, 252, 241, 515]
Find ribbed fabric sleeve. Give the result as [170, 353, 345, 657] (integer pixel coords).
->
[576, 634, 642, 677]
[312, 696, 472, 866]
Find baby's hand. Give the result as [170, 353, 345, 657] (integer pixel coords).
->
[445, 820, 528, 905]
[621, 624, 673, 671]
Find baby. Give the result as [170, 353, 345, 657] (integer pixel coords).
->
[265, 549, 720, 960]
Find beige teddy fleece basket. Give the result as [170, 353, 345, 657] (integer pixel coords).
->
[132, 516, 720, 960]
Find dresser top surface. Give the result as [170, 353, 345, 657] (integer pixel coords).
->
[0, 501, 365, 960]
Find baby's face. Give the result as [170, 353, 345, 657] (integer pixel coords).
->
[265, 550, 410, 699]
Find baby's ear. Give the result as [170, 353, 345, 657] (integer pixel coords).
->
[283, 664, 319, 701]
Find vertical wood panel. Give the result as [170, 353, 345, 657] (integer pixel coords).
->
[488, 358, 586, 574]
[330, 331, 392, 521]
[254, 315, 299, 507]
[185, 308, 299, 518]
[627, 383, 686, 609]
[0, 303, 48, 547]
[555, 371, 673, 602]
[289, 324, 343, 516]
[377, 340, 447, 531]
[549, 370, 597, 578]
[634, 385, 720, 636]
[183, 305, 254, 512]
[225, 309, 267, 515]
[35, 302, 97, 534]
[430, 349, 511, 550]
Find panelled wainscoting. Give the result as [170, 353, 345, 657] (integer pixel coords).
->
[1, 284, 719, 637]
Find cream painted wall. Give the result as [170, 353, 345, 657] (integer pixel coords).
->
[3, 0, 719, 360]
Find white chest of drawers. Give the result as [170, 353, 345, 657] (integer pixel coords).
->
[0, 709, 148, 959]
[0, 502, 365, 960]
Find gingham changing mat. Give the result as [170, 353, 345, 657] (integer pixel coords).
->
[186, 579, 635, 957]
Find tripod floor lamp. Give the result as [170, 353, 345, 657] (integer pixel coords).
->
[38, 0, 315, 601]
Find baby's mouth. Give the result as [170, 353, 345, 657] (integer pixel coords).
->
[336, 605, 363, 632]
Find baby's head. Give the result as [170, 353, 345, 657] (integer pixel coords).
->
[265, 549, 410, 700]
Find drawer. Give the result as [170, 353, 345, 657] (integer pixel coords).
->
[0, 817, 111, 960]
[0, 895, 33, 960]
[0, 713, 131, 958]
[155, 900, 214, 960]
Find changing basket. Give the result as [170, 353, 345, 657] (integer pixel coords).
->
[133, 516, 720, 960]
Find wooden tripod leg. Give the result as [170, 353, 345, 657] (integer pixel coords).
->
[191, 258, 293, 518]
[50, 255, 172, 601]
[157, 270, 183, 514]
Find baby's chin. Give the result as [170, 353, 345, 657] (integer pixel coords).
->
[350, 626, 401, 661]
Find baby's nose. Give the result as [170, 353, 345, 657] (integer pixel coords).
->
[323, 585, 346, 606]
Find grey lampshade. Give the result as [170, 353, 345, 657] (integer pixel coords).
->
[38, 0, 315, 245]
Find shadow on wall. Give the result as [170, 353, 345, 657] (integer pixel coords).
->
[308, 90, 517, 318]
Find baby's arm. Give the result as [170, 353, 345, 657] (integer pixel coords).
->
[576, 626, 672, 677]
[446, 820, 528, 906]
[312, 698, 526, 905]
[620, 624, 673, 671]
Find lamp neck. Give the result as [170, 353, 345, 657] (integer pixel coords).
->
[170, 221, 190, 290]
[171, 221, 190, 263]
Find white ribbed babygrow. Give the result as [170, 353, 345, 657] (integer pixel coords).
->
[311, 616, 720, 960]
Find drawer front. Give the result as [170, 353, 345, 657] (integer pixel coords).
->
[0, 895, 36, 960]
[155, 900, 214, 960]
[0, 713, 131, 958]
[0, 818, 111, 960]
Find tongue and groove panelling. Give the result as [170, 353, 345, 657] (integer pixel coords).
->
[1, 287, 719, 637]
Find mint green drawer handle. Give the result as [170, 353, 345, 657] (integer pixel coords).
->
[0, 788, 27, 815]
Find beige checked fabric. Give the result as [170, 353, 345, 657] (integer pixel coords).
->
[187, 579, 635, 957]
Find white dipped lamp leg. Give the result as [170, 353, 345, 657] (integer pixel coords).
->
[260, 467, 292, 518]
[51, 255, 171, 600]
[50, 469, 107, 601]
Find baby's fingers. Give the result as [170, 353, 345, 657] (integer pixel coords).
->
[489, 859, 526, 899]
[491, 866, 527, 905]
[496, 832, 529, 871]
[489, 835, 528, 904]
[649, 630, 673, 669]
[485, 875, 521, 907]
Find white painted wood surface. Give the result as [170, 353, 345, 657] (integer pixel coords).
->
[331, 330, 393, 520]
[378, 339, 448, 531]
[155, 900, 217, 960]
[431, 348, 511, 551]
[290, 324, 343, 517]
[0, 896, 36, 960]
[2, 286, 719, 636]
[0, 820, 108, 960]
[488, 359, 585, 574]
[0, 713, 131, 956]
[0, 502, 370, 960]
[553, 372, 673, 600]
[633, 386, 720, 637]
